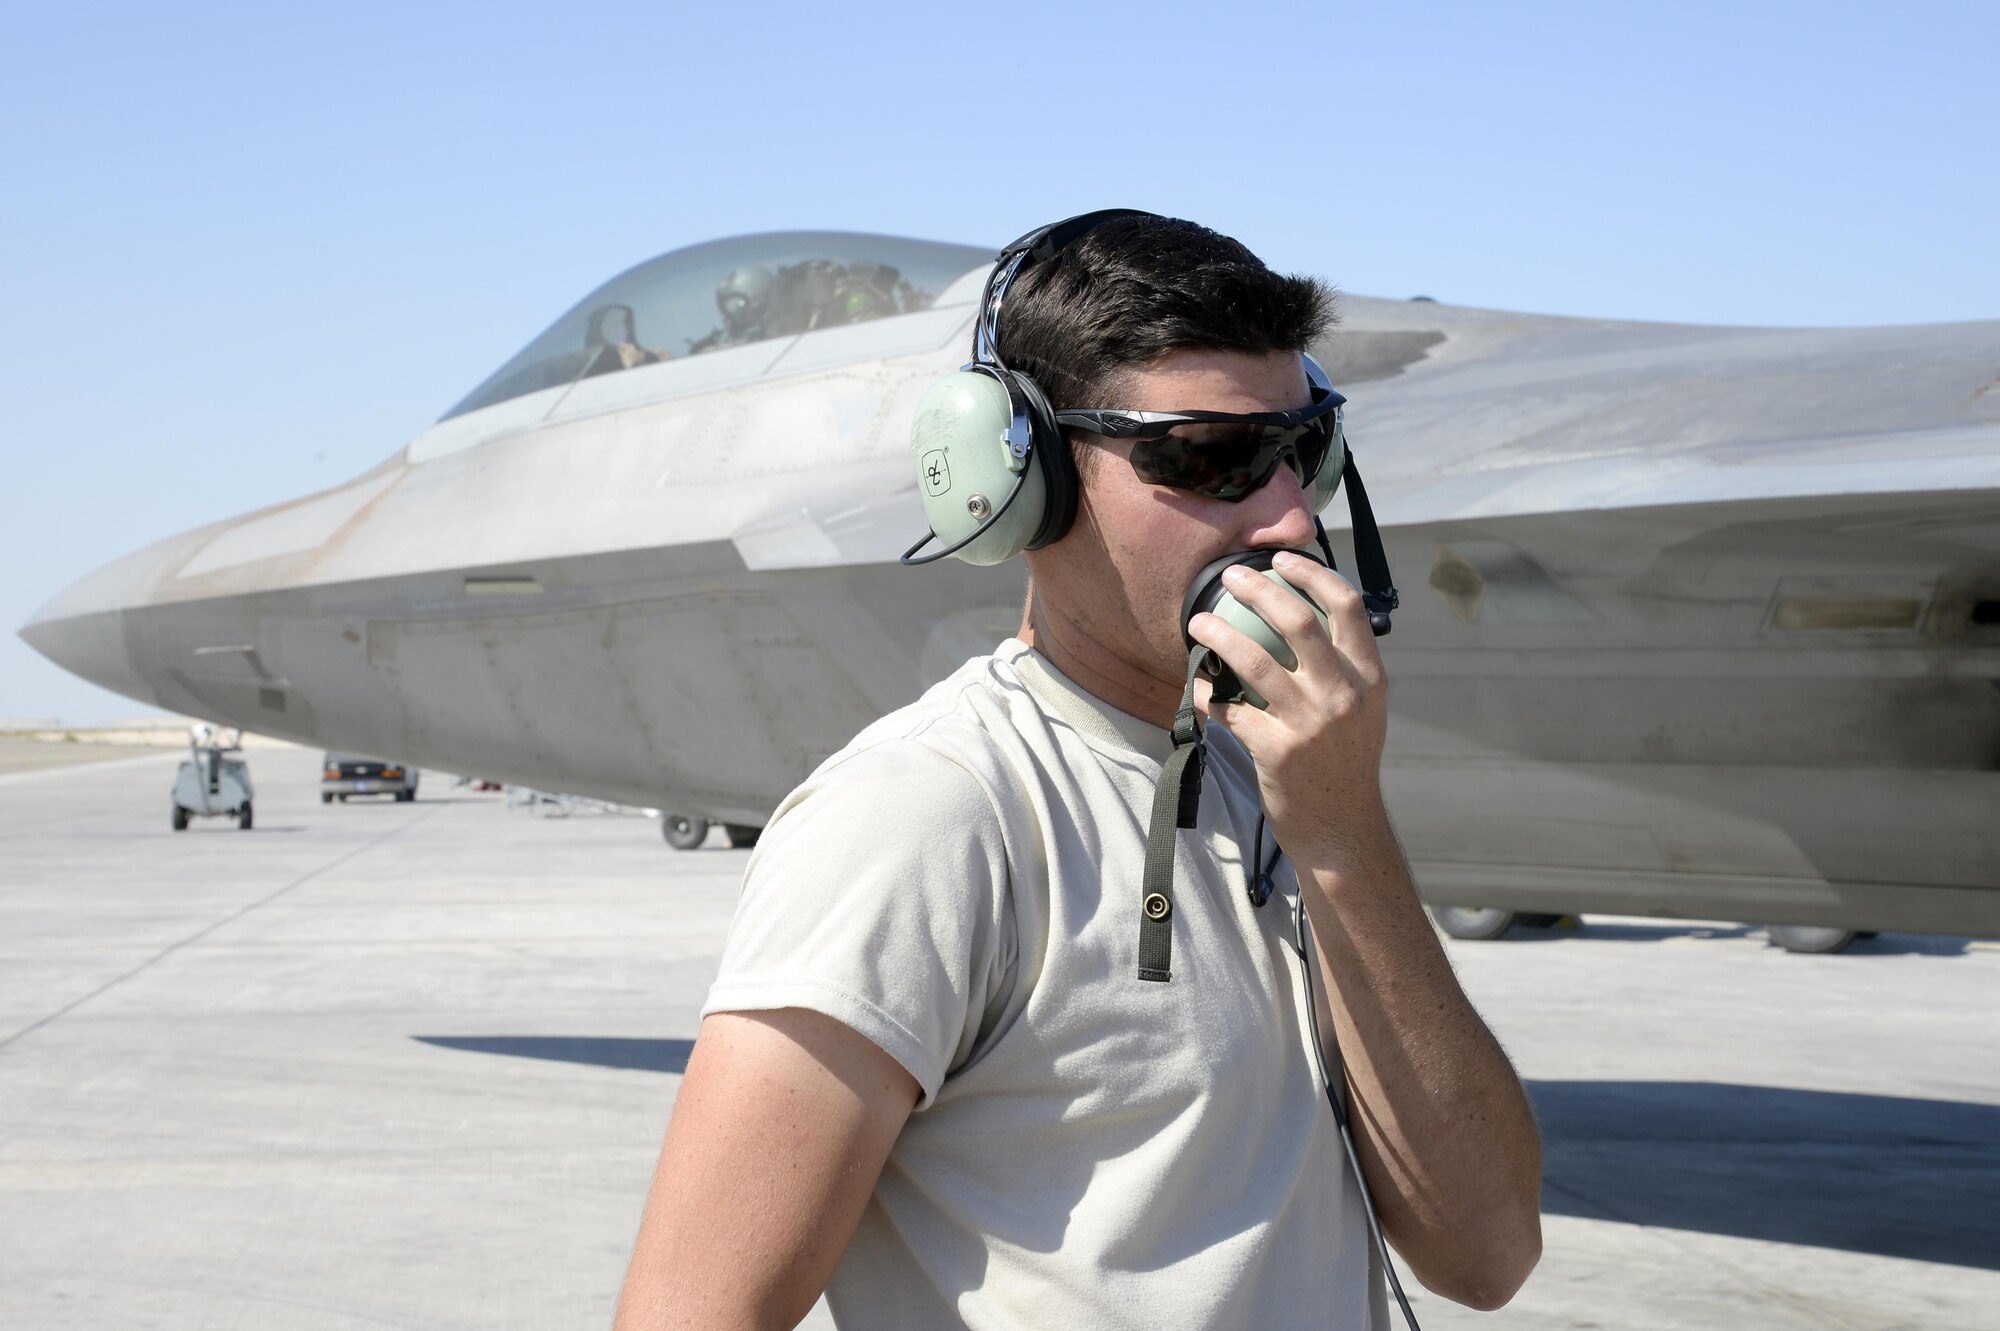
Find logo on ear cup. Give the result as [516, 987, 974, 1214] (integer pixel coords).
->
[920, 450, 951, 496]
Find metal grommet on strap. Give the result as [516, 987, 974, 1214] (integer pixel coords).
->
[1137, 644, 1212, 984]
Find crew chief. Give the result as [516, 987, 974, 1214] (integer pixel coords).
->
[616, 213, 1543, 1329]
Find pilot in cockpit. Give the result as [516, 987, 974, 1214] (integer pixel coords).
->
[690, 259, 925, 353]
[582, 303, 674, 376]
[690, 265, 778, 353]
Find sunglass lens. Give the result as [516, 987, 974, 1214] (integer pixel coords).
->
[1133, 424, 1332, 501]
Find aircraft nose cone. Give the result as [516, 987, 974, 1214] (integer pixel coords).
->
[17, 612, 153, 706]
[18, 539, 181, 708]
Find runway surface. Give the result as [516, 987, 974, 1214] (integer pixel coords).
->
[0, 737, 182, 775]
[3, 744, 1996, 1329]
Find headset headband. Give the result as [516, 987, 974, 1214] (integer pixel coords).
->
[973, 209, 1162, 370]
[1001, 208, 1160, 266]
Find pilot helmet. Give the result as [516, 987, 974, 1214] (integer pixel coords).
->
[835, 283, 892, 324]
[716, 265, 775, 329]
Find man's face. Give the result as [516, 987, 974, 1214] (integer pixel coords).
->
[1026, 347, 1321, 690]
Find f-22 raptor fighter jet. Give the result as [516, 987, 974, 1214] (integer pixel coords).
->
[22, 230, 2000, 949]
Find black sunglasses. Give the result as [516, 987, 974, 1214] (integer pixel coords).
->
[1054, 379, 1346, 502]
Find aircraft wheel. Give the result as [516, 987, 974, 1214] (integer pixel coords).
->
[1429, 906, 1518, 941]
[172, 804, 190, 832]
[1767, 924, 1857, 954]
[662, 814, 709, 850]
[238, 802, 254, 831]
[724, 824, 762, 849]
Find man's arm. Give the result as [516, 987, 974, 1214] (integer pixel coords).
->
[1297, 799, 1543, 1311]
[1192, 552, 1542, 1310]
[614, 1008, 919, 1331]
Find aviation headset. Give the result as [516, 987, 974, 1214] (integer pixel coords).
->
[900, 208, 1399, 640]
[901, 211, 1423, 1330]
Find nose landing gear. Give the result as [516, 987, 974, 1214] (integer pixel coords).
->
[662, 814, 709, 850]
[660, 815, 763, 851]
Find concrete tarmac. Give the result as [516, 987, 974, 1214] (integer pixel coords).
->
[3, 746, 1996, 1329]
[0, 737, 183, 775]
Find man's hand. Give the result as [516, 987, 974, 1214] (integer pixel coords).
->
[1187, 550, 1543, 1310]
[1187, 550, 1391, 866]
[615, 1009, 919, 1330]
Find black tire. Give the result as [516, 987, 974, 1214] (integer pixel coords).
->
[238, 802, 253, 831]
[1516, 913, 1563, 929]
[339, 794, 349, 803]
[172, 805, 190, 831]
[724, 824, 763, 849]
[1430, 906, 1519, 941]
[321, 792, 334, 805]
[1767, 924, 1857, 954]
[1855, 931, 1879, 940]
[396, 789, 414, 803]
[662, 814, 709, 850]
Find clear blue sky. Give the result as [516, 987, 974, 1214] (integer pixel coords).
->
[4, 0, 1995, 723]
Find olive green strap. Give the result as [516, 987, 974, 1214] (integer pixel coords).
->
[1138, 648, 1209, 983]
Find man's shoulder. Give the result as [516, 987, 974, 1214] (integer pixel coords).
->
[713, 652, 1040, 1108]
[811, 644, 1037, 791]
[748, 646, 1040, 846]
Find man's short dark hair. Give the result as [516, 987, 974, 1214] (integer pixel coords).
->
[994, 214, 1338, 435]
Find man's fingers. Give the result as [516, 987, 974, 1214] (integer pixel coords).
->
[1187, 607, 1303, 715]
[1218, 563, 1326, 657]
[1215, 560, 1362, 693]
[1271, 551, 1383, 682]
[1192, 675, 1229, 725]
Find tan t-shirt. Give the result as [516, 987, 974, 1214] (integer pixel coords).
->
[704, 639, 1385, 1330]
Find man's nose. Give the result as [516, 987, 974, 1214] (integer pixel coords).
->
[1238, 456, 1319, 550]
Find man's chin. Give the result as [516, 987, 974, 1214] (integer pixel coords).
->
[1138, 628, 1197, 689]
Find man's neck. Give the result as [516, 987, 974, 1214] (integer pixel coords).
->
[1018, 590, 1183, 731]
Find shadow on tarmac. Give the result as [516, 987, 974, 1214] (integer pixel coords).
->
[410, 1038, 1999, 1270]
[1500, 922, 1972, 955]
[171, 825, 307, 834]
[1531, 1080, 2000, 1269]
[1500, 922, 1758, 943]
[416, 1034, 694, 1073]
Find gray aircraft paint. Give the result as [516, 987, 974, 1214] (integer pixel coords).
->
[21, 236, 2000, 936]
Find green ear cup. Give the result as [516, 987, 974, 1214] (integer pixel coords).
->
[1307, 418, 1348, 515]
[1302, 353, 1348, 515]
[909, 370, 1047, 566]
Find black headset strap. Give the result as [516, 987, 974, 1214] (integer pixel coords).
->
[1137, 646, 1209, 983]
[1339, 452, 1400, 634]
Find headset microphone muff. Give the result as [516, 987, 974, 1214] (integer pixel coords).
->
[1181, 549, 1339, 709]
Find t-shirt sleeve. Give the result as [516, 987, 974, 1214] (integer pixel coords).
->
[701, 736, 1015, 1109]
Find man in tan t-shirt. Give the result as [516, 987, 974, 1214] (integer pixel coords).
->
[616, 213, 1543, 1329]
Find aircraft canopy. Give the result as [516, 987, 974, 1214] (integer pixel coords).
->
[444, 231, 992, 420]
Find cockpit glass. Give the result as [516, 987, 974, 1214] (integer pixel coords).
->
[442, 231, 992, 420]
